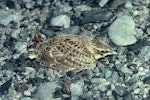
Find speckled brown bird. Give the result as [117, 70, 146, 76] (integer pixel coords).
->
[28, 34, 117, 72]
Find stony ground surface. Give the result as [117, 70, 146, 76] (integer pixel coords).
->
[0, 0, 150, 100]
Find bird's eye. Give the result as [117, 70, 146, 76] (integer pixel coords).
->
[99, 51, 109, 54]
[100, 51, 105, 54]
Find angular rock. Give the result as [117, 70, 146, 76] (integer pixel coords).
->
[139, 46, 150, 62]
[125, 1, 133, 9]
[108, 15, 137, 46]
[99, 0, 109, 7]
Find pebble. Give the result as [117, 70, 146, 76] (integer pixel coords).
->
[135, 28, 143, 38]
[134, 88, 140, 94]
[11, 29, 21, 39]
[0, 13, 21, 26]
[99, 0, 109, 7]
[74, 5, 92, 12]
[138, 46, 150, 62]
[125, 1, 133, 9]
[123, 93, 133, 100]
[108, 15, 137, 46]
[36, 82, 61, 100]
[3, 61, 17, 71]
[106, 90, 112, 96]
[50, 15, 70, 28]
[91, 78, 110, 85]
[23, 67, 36, 78]
[105, 69, 112, 78]
[25, 2, 35, 9]
[70, 83, 83, 96]
[120, 66, 133, 75]
[62, 4, 72, 12]
[143, 77, 150, 84]
[24, 90, 31, 96]
[114, 85, 126, 96]
[14, 41, 27, 53]
[98, 84, 107, 92]
[133, 10, 139, 16]
[111, 71, 119, 82]
[146, 28, 150, 34]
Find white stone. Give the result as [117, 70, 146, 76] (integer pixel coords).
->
[24, 90, 31, 96]
[125, 1, 133, 9]
[11, 29, 21, 39]
[134, 88, 140, 94]
[133, 10, 139, 16]
[99, 0, 109, 7]
[70, 83, 83, 96]
[108, 15, 137, 46]
[51, 15, 70, 28]
[14, 41, 27, 52]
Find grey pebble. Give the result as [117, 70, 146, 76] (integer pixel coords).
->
[108, 15, 137, 46]
[125, 1, 133, 9]
[0, 13, 21, 26]
[139, 46, 150, 62]
[91, 78, 110, 85]
[120, 66, 133, 75]
[25, 2, 35, 9]
[36, 82, 61, 100]
[114, 85, 127, 96]
[98, 84, 107, 92]
[146, 28, 150, 34]
[111, 71, 119, 82]
[123, 93, 133, 100]
[105, 69, 112, 78]
[99, 0, 109, 7]
[70, 83, 83, 96]
[11, 29, 21, 39]
[51, 15, 70, 28]
[14, 41, 27, 52]
[135, 28, 144, 38]
[74, 5, 91, 12]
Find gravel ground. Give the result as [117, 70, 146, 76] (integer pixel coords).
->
[0, 0, 150, 100]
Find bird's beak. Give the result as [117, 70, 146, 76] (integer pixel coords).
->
[111, 51, 117, 55]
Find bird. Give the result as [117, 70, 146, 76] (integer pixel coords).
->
[28, 34, 117, 72]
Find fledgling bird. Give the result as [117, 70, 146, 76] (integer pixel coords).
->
[28, 34, 117, 72]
